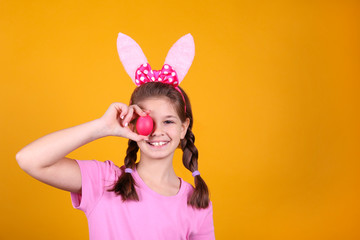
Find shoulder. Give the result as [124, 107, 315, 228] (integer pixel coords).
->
[180, 179, 213, 210]
[180, 179, 214, 235]
[75, 159, 122, 181]
[75, 159, 119, 169]
[180, 178, 195, 196]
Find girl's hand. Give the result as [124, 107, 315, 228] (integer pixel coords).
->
[99, 102, 149, 142]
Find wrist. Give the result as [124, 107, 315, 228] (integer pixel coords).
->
[90, 118, 112, 139]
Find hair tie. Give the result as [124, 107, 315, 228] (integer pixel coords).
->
[125, 168, 133, 174]
[192, 170, 200, 177]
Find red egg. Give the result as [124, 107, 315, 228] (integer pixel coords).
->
[136, 115, 154, 136]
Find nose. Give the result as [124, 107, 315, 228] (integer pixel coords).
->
[150, 121, 163, 136]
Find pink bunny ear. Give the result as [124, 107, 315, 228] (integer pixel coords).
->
[117, 33, 148, 83]
[164, 33, 195, 84]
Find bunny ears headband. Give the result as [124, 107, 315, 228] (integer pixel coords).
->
[116, 32, 195, 106]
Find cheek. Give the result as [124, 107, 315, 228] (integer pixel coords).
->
[165, 126, 180, 138]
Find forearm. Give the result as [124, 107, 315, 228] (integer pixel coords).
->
[16, 119, 106, 169]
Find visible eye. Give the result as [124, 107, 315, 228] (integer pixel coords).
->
[164, 120, 175, 124]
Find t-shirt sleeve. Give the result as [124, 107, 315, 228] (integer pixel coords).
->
[70, 160, 117, 216]
[191, 201, 216, 240]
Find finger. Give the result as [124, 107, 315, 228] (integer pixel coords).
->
[123, 104, 147, 126]
[113, 103, 128, 120]
[125, 130, 149, 142]
[122, 107, 134, 127]
[131, 105, 147, 117]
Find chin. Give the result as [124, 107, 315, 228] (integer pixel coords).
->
[139, 151, 174, 161]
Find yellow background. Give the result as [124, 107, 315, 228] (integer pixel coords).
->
[1, 0, 360, 239]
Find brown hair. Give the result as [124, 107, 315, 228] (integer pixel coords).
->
[108, 82, 210, 209]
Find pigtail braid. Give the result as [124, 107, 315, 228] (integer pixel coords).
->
[108, 139, 139, 201]
[181, 129, 210, 209]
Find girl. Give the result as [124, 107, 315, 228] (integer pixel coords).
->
[16, 33, 215, 240]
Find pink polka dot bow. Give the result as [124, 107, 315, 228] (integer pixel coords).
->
[134, 63, 179, 87]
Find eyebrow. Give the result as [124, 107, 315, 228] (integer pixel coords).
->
[164, 115, 177, 119]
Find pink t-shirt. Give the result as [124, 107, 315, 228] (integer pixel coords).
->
[70, 160, 215, 240]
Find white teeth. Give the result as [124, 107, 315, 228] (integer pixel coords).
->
[149, 141, 167, 146]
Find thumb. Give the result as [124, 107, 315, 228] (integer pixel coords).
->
[124, 129, 149, 142]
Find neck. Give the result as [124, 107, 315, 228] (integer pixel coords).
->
[136, 153, 177, 184]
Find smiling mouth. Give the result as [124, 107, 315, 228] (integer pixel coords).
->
[146, 141, 170, 147]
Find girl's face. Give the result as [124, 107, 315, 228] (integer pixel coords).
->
[135, 97, 190, 160]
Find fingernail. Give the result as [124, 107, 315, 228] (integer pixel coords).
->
[121, 115, 124, 119]
[124, 123, 128, 127]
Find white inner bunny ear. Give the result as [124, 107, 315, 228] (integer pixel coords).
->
[117, 33, 148, 83]
[164, 33, 195, 84]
